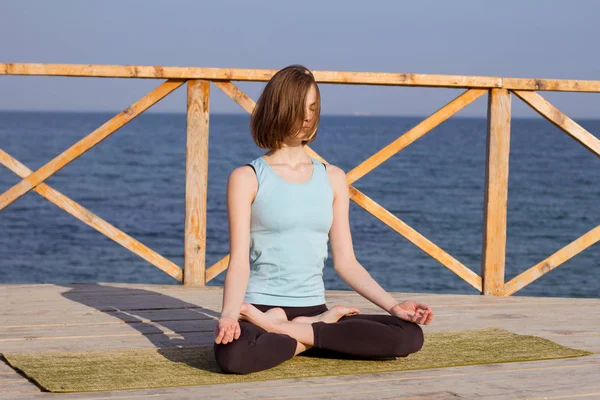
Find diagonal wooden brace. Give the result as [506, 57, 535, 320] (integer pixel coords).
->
[0, 147, 183, 281]
[0, 79, 186, 212]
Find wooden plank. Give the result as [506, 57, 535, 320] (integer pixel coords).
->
[505, 77, 600, 92]
[5, 63, 600, 93]
[348, 187, 482, 291]
[184, 80, 210, 286]
[513, 90, 600, 158]
[0, 308, 214, 327]
[3, 284, 597, 311]
[0, 149, 183, 282]
[1, 317, 215, 331]
[213, 81, 256, 112]
[230, 361, 600, 399]
[346, 89, 487, 184]
[0, 282, 221, 294]
[0, 79, 186, 212]
[0, 332, 214, 353]
[0, 319, 216, 340]
[3, 293, 597, 319]
[0, 302, 221, 317]
[232, 362, 600, 399]
[0, 63, 503, 88]
[5, 283, 597, 306]
[0, 389, 243, 399]
[0, 292, 220, 314]
[481, 89, 512, 296]
[0, 380, 40, 395]
[504, 224, 600, 296]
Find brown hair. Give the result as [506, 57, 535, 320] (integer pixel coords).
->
[250, 65, 321, 150]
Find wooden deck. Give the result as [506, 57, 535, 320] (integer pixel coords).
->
[0, 283, 598, 399]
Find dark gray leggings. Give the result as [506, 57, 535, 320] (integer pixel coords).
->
[214, 303, 424, 374]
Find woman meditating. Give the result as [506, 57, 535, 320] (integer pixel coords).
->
[213, 65, 434, 374]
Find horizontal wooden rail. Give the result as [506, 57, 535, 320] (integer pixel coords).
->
[1, 63, 501, 88]
[504, 78, 600, 93]
[0, 62, 599, 91]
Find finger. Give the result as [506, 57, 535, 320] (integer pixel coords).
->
[425, 311, 433, 324]
[226, 327, 235, 342]
[234, 324, 241, 340]
[420, 310, 429, 324]
[215, 327, 224, 344]
[223, 328, 233, 344]
[221, 326, 232, 344]
[425, 311, 434, 324]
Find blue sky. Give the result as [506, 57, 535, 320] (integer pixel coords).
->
[1, 0, 599, 117]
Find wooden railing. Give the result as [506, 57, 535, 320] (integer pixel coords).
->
[1, 63, 598, 295]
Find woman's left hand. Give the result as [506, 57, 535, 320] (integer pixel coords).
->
[390, 300, 433, 325]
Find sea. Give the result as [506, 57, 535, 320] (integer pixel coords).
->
[0, 111, 598, 298]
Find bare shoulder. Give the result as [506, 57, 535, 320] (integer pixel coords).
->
[229, 164, 256, 182]
[324, 163, 346, 180]
[323, 163, 348, 194]
[227, 164, 258, 201]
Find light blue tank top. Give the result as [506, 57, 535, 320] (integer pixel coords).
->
[243, 155, 334, 306]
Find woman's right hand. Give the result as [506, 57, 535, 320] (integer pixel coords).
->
[214, 315, 241, 344]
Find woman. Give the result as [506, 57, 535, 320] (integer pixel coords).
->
[213, 65, 433, 375]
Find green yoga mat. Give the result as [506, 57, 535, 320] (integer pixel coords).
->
[2, 328, 592, 393]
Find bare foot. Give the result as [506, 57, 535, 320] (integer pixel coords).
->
[292, 305, 360, 324]
[264, 307, 288, 323]
[239, 303, 288, 333]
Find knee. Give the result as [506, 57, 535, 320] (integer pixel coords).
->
[214, 342, 252, 375]
[392, 322, 424, 357]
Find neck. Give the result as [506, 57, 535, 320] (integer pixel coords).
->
[265, 145, 311, 166]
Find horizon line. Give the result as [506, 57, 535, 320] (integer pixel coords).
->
[2, 109, 600, 120]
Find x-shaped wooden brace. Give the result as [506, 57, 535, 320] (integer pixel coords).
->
[0, 79, 187, 281]
[500, 90, 600, 295]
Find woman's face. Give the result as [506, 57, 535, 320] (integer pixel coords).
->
[300, 84, 318, 136]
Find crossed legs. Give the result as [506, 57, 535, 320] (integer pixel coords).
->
[239, 302, 360, 355]
[215, 302, 424, 374]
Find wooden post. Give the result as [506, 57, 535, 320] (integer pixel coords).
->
[481, 89, 511, 295]
[184, 80, 210, 286]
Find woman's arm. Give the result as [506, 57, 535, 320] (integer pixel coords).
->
[220, 166, 255, 319]
[326, 165, 432, 324]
